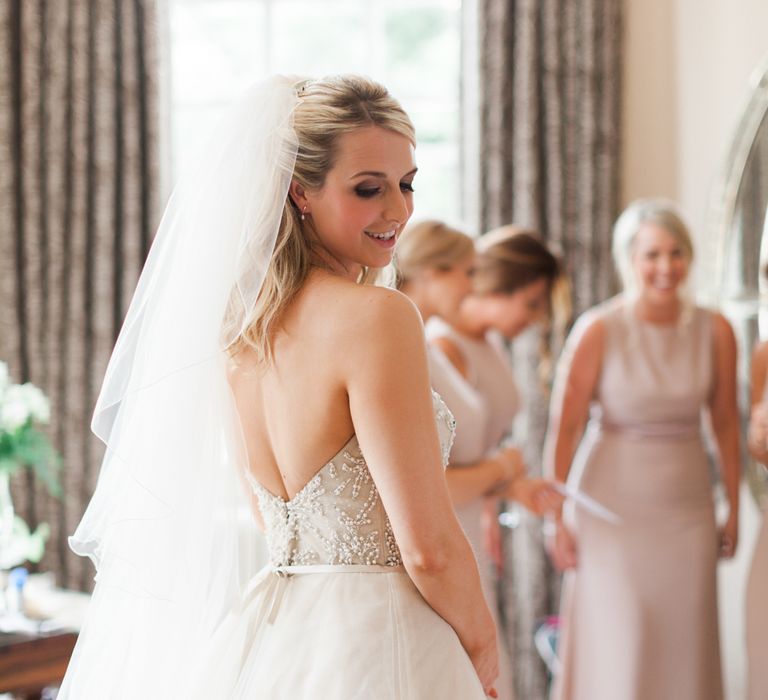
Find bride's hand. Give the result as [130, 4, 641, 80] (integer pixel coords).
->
[467, 631, 499, 698]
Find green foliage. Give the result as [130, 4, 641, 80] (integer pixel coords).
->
[0, 420, 62, 498]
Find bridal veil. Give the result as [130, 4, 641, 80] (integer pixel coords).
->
[60, 76, 300, 698]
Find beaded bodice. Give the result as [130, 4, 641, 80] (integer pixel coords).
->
[246, 392, 456, 567]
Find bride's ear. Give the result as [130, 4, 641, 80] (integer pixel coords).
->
[288, 180, 308, 211]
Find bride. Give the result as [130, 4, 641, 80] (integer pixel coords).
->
[59, 75, 498, 698]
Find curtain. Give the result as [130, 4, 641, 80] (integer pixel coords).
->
[461, 1, 623, 697]
[0, 0, 160, 591]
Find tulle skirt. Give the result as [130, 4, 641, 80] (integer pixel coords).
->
[191, 564, 487, 699]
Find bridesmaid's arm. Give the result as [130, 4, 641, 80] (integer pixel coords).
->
[748, 341, 768, 463]
[709, 312, 740, 558]
[445, 450, 524, 506]
[542, 316, 604, 571]
[434, 336, 565, 516]
[543, 317, 604, 485]
[344, 288, 498, 695]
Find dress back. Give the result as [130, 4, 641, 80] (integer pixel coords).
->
[245, 392, 456, 567]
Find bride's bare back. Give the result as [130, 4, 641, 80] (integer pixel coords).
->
[229, 270, 373, 502]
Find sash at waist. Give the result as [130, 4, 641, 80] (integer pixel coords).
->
[274, 563, 404, 576]
[241, 563, 405, 634]
[597, 419, 701, 441]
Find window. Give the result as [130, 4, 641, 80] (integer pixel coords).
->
[167, 0, 461, 223]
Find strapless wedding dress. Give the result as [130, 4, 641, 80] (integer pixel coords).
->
[190, 392, 487, 699]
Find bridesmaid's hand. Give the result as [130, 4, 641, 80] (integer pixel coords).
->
[546, 520, 578, 571]
[488, 447, 526, 492]
[719, 515, 738, 559]
[506, 478, 565, 517]
[482, 498, 504, 575]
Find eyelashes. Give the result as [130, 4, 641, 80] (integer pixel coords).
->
[354, 182, 415, 198]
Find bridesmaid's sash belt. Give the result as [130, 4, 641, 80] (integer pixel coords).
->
[598, 419, 700, 441]
[241, 564, 405, 641]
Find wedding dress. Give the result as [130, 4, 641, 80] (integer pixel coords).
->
[59, 77, 488, 699]
[188, 391, 486, 699]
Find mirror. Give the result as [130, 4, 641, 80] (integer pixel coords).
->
[709, 52, 768, 507]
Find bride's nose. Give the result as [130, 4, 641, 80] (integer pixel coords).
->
[382, 189, 411, 226]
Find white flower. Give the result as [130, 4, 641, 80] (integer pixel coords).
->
[0, 385, 31, 432]
[0, 382, 50, 432]
[20, 383, 50, 424]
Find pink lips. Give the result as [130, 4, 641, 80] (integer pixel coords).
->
[365, 231, 397, 249]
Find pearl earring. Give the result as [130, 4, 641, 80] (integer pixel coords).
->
[301, 206, 307, 221]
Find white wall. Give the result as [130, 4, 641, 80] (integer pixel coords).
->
[623, 3, 768, 698]
[623, 0, 768, 242]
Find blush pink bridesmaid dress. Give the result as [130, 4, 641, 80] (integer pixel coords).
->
[552, 298, 723, 700]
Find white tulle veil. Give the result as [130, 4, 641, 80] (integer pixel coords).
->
[59, 76, 300, 698]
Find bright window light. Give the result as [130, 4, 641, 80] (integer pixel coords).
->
[167, 0, 461, 223]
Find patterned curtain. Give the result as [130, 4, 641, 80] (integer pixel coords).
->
[461, 1, 623, 698]
[0, 0, 160, 591]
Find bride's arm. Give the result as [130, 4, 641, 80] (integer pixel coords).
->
[343, 287, 498, 695]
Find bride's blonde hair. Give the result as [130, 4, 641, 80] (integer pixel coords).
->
[228, 75, 415, 362]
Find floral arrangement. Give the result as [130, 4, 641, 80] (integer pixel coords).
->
[0, 361, 60, 569]
[0, 362, 60, 496]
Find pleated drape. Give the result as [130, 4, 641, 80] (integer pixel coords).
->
[461, 2, 623, 698]
[0, 0, 159, 591]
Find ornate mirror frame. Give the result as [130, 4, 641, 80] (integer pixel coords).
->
[708, 53, 768, 506]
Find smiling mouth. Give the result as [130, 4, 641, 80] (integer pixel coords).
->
[651, 280, 677, 291]
[364, 229, 396, 242]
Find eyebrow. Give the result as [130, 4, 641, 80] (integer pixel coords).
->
[349, 167, 418, 179]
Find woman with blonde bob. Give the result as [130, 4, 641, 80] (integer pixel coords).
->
[61, 76, 498, 698]
[398, 221, 566, 700]
[545, 199, 739, 700]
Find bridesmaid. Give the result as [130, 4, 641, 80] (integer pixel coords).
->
[396, 220, 564, 700]
[545, 199, 740, 700]
[746, 340, 768, 700]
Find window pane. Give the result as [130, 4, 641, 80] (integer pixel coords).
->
[168, 0, 461, 223]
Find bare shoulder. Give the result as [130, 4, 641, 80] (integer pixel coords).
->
[557, 305, 607, 390]
[709, 310, 736, 348]
[340, 282, 423, 336]
[307, 276, 424, 354]
[302, 273, 419, 325]
[568, 308, 606, 353]
[335, 284, 430, 392]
